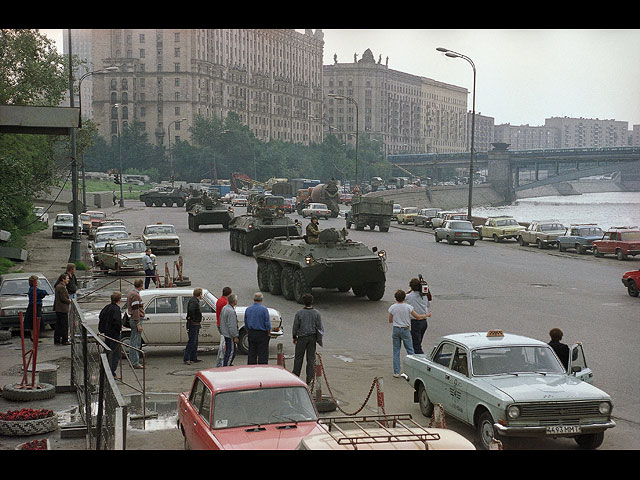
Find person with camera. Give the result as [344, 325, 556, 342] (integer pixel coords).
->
[405, 276, 432, 354]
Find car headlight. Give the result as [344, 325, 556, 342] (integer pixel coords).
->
[507, 405, 520, 419]
[174, 239, 179, 244]
[599, 402, 611, 415]
[146, 240, 151, 245]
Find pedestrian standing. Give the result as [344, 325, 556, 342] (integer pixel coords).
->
[25, 275, 48, 342]
[126, 279, 145, 369]
[292, 294, 323, 384]
[548, 328, 570, 370]
[98, 292, 123, 378]
[388, 289, 427, 378]
[215, 287, 232, 367]
[184, 288, 203, 365]
[405, 278, 432, 354]
[112, 191, 117, 206]
[219, 293, 239, 367]
[53, 273, 71, 345]
[244, 292, 272, 365]
[142, 248, 157, 289]
[65, 263, 78, 300]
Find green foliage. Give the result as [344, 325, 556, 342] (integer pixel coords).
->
[73, 261, 88, 271]
[0, 258, 15, 275]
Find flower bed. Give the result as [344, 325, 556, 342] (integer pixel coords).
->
[0, 409, 58, 436]
[15, 438, 50, 450]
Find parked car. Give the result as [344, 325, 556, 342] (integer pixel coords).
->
[622, 269, 640, 297]
[414, 208, 441, 228]
[86, 210, 106, 230]
[339, 193, 353, 205]
[517, 220, 565, 249]
[90, 219, 125, 240]
[178, 365, 322, 450]
[434, 220, 479, 246]
[94, 239, 150, 273]
[592, 226, 640, 260]
[142, 223, 181, 254]
[84, 287, 283, 355]
[0, 273, 56, 330]
[392, 204, 402, 220]
[476, 216, 522, 242]
[557, 224, 604, 254]
[302, 203, 331, 220]
[80, 213, 91, 235]
[283, 197, 295, 213]
[403, 330, 615, 450]
[232, 195, 248, 207]
[33, 207, 49, 225]
[52, 213, 74, 239]
[397, 207, 419, 225]
[431, 212, 467, 229]
[89, 230, 130, 254]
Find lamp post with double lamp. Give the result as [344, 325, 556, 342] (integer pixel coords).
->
[113, 103, 125, 207]
[77, 66, 118, 210]
[327, 93, 359, 191]
[436, 47, 476, 220]
[167, 118, 187, 187]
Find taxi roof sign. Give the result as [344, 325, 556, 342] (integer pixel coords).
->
[486, 330, 504, 337]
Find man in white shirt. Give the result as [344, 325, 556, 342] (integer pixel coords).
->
[388, 289, 428, 377]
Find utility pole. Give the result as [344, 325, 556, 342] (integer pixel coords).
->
[67, 29, 81, 263]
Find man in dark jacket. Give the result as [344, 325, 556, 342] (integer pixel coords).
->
[549, 327, 570, 371]
[292, 293, 323, 384]
[184, 288, 203, 365]
[99, 292, 123, 377]
[54, 273, 71, 345]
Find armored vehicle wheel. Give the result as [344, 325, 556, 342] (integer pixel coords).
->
[293, 269, 311, 304]
[164, 200, 173, 207]
[267, 262, 283, 295]
[153, 200, 163, 207]
[176, 199, 184, 207]
[379, 226, 389, 232]
[281, 265, 296, 300]
[241, 235, 250, 256]
[245, 239, 254, 256]
[192, 221, 199, 232]
[145, 199, 153, 207]
[257, 261, 270, 292]
[351, 285, 366, 297]
[365, 281, 385, 301]
[229, 231, 236, 251]
[222, 221, 229, 230]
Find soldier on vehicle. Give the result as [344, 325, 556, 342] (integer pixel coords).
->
[306, 215, 320, 244]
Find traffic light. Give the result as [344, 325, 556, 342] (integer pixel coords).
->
[113, 174, 120, 185]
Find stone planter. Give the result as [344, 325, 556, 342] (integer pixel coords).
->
[15, 438, 51, 450]
[0, 415, 58, 436]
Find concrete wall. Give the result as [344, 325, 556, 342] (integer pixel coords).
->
[36, 189, 114, 209]
[366, 184, 505, 210]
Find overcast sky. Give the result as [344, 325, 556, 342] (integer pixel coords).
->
[41, 29, 640, 127]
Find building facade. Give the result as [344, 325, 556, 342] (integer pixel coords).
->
[67, 29, 324, 148]
[494, 123, 559, 150]
[322, 49, 469, 156]
[544, 117, 629, 148]
[467, 112, 495, 152]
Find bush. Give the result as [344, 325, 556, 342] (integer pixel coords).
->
[0, 257, 15, 275]
[74, 260, 88, 271]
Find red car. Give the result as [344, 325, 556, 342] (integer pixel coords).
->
[622, 269, 640, 297]
[592, 227, 640, 260]
[177, 365, 324, 450]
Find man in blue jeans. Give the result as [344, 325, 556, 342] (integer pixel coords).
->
[244, 292, 271, 364]
[388, 289, 428, 378]
[184, 288, 203, 365]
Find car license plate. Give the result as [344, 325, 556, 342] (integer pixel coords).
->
[545, 425, 581, 435]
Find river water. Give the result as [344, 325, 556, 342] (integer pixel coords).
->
[472, 192, 640, 230]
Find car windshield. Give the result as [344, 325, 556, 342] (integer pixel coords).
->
[56, 215, 73, 222]
[621, 231, 640, 241]
[96, 232, 129, 242]
[471, 346, 565, 376]
[449, 221, 473, 229]
[404, 208, 418, 214]
[80, 214, 90, 221]
[212, 386, 318, 429]
[577, 227, 603, 236]
[34, 207, 44, 214]
[496, 219, 518, 226]
[91, 213, 106, 219]
[312, 204, 328, 209]
[113, 242, 145, 253]
[145, 226, 176, 235]
[1, 278, 54, 296]
[540, 223, 564, 232]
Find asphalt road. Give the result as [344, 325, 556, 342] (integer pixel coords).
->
[84, 200, 639, 450]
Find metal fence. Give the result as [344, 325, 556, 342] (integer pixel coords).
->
[69, 298, 128, 450]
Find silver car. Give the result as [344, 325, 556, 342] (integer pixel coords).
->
[0, 273, 56, 330]
[94, 239, 151, 272]
[142, 224, 181, 254]
[434, 220, 479, 246]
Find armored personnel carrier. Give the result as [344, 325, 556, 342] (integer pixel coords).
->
[187, 193, 234, 231]
[140, 186, 187, 207]
[252, 227, 387, 304]
[229, 208, 301, 256]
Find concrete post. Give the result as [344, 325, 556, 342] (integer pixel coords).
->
[487, 143, 515, 203]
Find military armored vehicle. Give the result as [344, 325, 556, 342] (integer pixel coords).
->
[252, 227, 387, 303]
[140, 186, 187, 207]
[187, 193, 234, 231]
[229, 209, 302, 256]
[345, 196, 393, 232]
[184, 190, 203, 211]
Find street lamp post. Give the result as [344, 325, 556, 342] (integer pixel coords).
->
[66, 29, 81, 263]
[436, 47, 476, 220]
[113, 103, 125, 207]
[167, 118, 187, 187]
[328, 94, 359, 190]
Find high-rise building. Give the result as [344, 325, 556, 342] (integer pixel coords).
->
[467, 112, 495, 152]
[65, 29, 325, 148]
[544, 117, 628, 148]
[322, 49, 469, 155]
[494, 123, 559, 150]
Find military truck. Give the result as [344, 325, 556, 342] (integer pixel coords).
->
[187, 193, 234, 231]
[140, 186, 187, 207]
[252, 227, 387, 304]
[229, 209, 302, 256]
[345, 196, 393, 232]
[248, 194, 285, 215]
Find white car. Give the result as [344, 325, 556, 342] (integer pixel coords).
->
[84, 287, 283, 355]
[232, 195, 248, 207]
[302, 203, 331, 219]
[33, 207, 49, 224]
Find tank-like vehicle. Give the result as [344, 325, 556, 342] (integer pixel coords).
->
[345, 195, 393, 232]
[229, 209, 302, 256]
[187, 193, 234, 231]
[296, 180, 340, 217]
[184, 190, 203, 211]
[140, 186, 187, 207]
[252, 227, 387, 304]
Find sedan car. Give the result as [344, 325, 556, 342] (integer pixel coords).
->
[302, 203, 331, 220]
[396, 207, 419, 225]
[89, 230, 130, 254]
[178, 365, 323, 450]
[142, 223, 181, 254]
[621, 268, 640, 297]
[52, 213, 74, 238]
[94, 239, 150, 273]
[434, 220, 479, 246]
[557, 224, 604, 254]
[403, 330, 615, 450]
[33, 207, 49, 225]
[84, 287, 283, 355]
[592, 227, 640, 260]
[0, 273, 56, 330]
[232, 195, 248, 207]
[414, 208, 441, 228]
[431, 211, 466, 229]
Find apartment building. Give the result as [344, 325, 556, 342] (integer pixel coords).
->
[494, 123, 559, 150]
[67, 29, 324, 147]
[322, 48, 469, 155]
[544, 117, 629, 148]
[467, 112, 495, 152]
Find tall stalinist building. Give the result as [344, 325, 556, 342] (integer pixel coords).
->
[66, 29, 325, 148]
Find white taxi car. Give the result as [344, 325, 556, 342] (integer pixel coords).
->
[301, 203, 331, 220]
